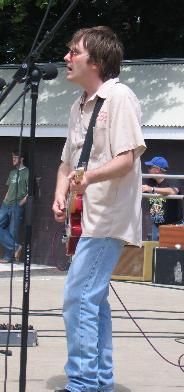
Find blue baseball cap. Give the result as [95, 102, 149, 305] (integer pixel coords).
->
[144, 156, 169, 170]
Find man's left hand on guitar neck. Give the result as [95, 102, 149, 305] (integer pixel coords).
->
[68, 170, 90, 194]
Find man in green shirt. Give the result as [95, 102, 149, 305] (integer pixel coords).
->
[0, 150, 29, 263]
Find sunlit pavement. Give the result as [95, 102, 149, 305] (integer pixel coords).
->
[0, 263, 184, 392]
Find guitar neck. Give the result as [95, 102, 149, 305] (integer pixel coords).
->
[74, 166, 85, 184]
[68, 167, 85, 214]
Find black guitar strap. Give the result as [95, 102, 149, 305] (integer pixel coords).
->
[77, 96, 105, 169]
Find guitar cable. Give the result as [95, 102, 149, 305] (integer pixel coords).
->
[51, 227, 184, 371]
[110, 281, 184, 373]
[51, 228, 71, 271]
[50, 229, 184, 372]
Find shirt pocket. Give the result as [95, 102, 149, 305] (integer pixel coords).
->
[91, 126, 106, 160]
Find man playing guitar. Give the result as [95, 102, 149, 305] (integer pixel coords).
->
[52, 26, 146, 392]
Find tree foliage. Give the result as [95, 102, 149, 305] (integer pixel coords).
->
[0, 0, 184, 64]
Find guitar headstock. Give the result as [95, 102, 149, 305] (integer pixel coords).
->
[75, 166, 85, 184]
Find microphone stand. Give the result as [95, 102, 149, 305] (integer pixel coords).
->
[16, 1, 80, 392]
[19, 68, 41, 392]
[0, 1, 80, 391]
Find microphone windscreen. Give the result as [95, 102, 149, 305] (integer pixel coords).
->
[40, 63, 58, 80]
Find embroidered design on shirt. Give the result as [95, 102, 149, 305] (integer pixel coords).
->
[149, 197, 166, 224]
[96, 111, 107, 125]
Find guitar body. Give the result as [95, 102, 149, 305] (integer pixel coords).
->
[64, 167, 85, 256]
[66, 194, 83, 256]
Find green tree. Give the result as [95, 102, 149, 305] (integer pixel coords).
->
[0, 0, 184, 63]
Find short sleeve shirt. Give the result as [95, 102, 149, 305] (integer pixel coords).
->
[4, 167, 29, 205]
[62, 78, 146, 246]
[144, 178, 183, 224]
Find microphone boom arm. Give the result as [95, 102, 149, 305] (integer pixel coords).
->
[0, 85, 30, 123]
[0, 0, 80, 106]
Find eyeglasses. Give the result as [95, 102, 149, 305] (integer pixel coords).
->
[68, 49, 81, 57]
[68, 48, 89, 59]
[147, 165, 165, 171]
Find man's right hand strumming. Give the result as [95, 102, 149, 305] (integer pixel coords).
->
[52, 196, 66, 223]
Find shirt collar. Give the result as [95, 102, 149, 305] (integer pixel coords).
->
[96, 77, 120, 99]
[80, 77, 120, 105]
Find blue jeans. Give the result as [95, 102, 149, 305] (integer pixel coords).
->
[151, 223, 159, 241]
[0, 202, 24, 261]
[63, 237, 125, 392]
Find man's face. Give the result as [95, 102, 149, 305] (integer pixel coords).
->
[147, 166, 161, 174]
[64, 38, 97, 85]
[12, 154, 22, 167]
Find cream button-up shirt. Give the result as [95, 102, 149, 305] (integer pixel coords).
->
[62, 78, 146, 246]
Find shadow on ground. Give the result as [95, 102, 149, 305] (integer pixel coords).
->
[46, 374, 67, 390]
[46, 375, 131, 391]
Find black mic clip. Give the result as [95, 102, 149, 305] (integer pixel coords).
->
[0, 77, 7, 93]
[0, 349, 13, 356]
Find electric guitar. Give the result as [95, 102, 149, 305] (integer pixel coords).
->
[63, 167, 85, 256]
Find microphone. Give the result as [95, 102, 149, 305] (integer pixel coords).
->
[18, 64, 58, 84]
[0, 64, 58, 93]
[35, 63, 58, 80]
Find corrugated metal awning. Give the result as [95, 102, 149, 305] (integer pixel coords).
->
[143, 126, 184, 140]
[1, 60, 184, 138]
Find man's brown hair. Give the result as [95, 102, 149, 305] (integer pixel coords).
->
[68, 26, 123, 81]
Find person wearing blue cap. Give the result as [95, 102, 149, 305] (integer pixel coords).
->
[142, 156, 183, 240]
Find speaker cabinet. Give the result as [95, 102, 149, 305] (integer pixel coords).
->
[153, 248, 184, 285]
[159, 225, 184, 249]
[112, 241, 159, 281]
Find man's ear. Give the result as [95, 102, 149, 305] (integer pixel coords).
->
[91, 63, 98, 70]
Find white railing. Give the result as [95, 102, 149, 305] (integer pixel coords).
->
[142, 173, 184, 200]
[143, 193, 184, 199]
[143, 174, 184, 180]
